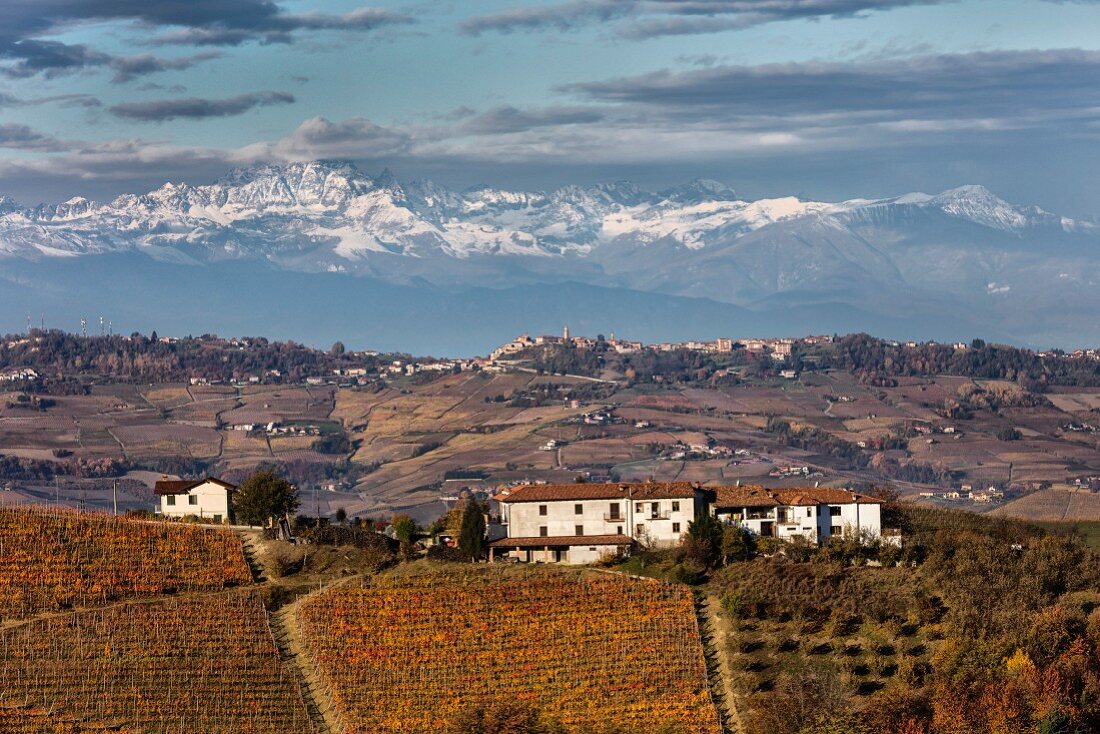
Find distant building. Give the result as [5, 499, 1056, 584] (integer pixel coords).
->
[154, 477, 237, 523]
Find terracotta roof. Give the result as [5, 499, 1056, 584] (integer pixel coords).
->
[154, 477, 238, 496]
[711, 486, 882, 509]
[496, 482, 698, 503]
[489, 534, 634, 548]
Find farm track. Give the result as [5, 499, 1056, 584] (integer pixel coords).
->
[698, 593, 745, 734]
[270, 599, 340, 734]
[238, 529, 349, 734]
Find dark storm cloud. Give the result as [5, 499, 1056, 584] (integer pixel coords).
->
[0, 2, 412, 77]
[462, 0, 949, 37]
[109, 91, 295, 122]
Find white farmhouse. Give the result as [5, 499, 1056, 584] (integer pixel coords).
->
[710, 486, 883, 544]
[490, 482, 705, 564]
[155, 477, 237, 523]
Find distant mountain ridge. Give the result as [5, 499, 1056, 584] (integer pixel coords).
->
[0, 159, 1098, 348]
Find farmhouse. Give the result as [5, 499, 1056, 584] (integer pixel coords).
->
[490, 482, 706, 564]
[154, 477, 237, 523]
[710, 486, 883, 544]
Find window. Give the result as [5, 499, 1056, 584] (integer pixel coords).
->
[539, 526, 548, 537]
[650, 502, 659, 519]
[671, 501, 680, 512]
[616, 525, 623, 535]
[635, 523, 644, 535]
[539, 504, 548, 516]
[575, 525, 584, 536]
[609, 502, 621, 520]
[213, 515, 222, 523]
[672, 522, 681, 533]
[574, 503, 583, 515]
[806, 508, 813, 517]
[829, 506, 841, 517]
[831, 525, 841, 535]
[188, 495, 198, 506]
[635, 502, 642, 512]
[166, 495, 176, 506]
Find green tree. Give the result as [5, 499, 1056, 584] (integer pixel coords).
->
[391, 514, 417, 545]
[330, 341, 346, 355]
[458, 501, 487, 561]
[682, 512, 724, 569]
[721, 523, 756, 563]
[233, 469, 300, 526]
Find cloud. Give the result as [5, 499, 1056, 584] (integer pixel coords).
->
[462, 0, 950, 38]
[565, 49, 1100, 125]
[5, 48, 1100, 202]
[149, 9, 412, 46]
[245, 116, 413, 160]
[0, 2, 412, 77]
[109, 91, 295, 122]
[0, 123, 69, 152]
[456, 105, 606, 135]
[108, 52, 221, 83]
[461, 1, 633, 35]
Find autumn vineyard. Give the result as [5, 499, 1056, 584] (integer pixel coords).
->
[0, 591, 313, 734]
[0, 506, 725, 733]
[0, 506, 252, 620]
[296, 572, 723, 734]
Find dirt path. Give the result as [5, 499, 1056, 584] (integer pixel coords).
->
[699, 593, 746, 734]
[270, 596, 342, 734]
[238, 529, 352, 734]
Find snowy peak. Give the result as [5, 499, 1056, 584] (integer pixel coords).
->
[0, 195, 24, 215]
[659, 178, 737, 205]
[211, 160, 376, 211]
[0, 162, 1090, 274]
[927, 184, 1026, 230]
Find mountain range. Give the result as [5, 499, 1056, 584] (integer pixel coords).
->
[0, 160, 1096, 352]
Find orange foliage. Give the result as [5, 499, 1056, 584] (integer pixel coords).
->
[0, 591, 312, 733]
[0, 506, 252, 619]
[297, 572, 722, 734]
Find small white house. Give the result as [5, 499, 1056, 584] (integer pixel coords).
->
[155, 477, 237, 523]
[489, 482, 705, 564]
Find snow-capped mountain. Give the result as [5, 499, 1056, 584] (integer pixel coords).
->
[0, 159, 1097, 347]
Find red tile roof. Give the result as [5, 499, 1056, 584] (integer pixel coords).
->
[496, 482, 698, 504]
[489, 534, 634, 548]
[711, 486, 882, 509]
[154, 477, 238, 496]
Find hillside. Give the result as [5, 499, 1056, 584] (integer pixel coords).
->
[6, 334, 1100, 521]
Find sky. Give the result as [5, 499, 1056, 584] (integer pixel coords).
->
[0, 1, 1099, 216]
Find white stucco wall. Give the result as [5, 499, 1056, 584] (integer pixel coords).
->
[160, 481, 232, 521]
[502, 493, 700, 548]
[716, 501, 882, 545]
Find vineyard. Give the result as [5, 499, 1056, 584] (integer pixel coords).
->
[296, 570, 722, 734]
[0, 591, 313, 733]
[0, 506, 252, 619]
